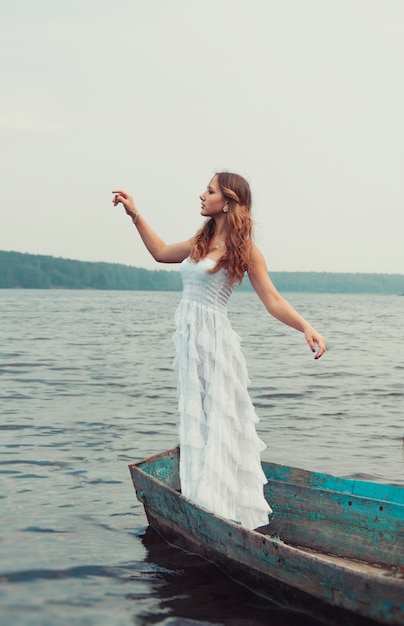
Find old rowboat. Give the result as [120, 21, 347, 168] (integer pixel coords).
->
[129, 447, 404, 625]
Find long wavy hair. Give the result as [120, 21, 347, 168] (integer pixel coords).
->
[190, 172, 254, 285]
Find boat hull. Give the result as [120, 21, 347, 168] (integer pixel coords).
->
[129, 448, 404, 625]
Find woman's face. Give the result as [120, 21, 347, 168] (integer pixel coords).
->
[199, 176, 226, 217]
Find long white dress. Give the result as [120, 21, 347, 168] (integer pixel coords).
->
[172, 257, 272, 530]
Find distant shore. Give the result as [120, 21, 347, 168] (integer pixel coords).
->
[1, 250, 404, 294]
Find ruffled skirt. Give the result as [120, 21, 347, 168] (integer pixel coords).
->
[173, 299, 272, 530]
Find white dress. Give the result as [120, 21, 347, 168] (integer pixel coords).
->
[173, 257, 272, 530]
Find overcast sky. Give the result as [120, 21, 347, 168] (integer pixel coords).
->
[1, 0, 403, 273]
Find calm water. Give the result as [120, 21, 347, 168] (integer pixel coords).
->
[0, 289, 403, 626]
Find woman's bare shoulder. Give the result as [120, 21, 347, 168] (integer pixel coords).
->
[248, 243, 268, 270]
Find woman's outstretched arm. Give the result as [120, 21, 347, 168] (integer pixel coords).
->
[113, 190, 193, 263]
[248, 245, 326, 359]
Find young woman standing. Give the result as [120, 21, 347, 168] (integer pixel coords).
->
[113, 172, 326, 529]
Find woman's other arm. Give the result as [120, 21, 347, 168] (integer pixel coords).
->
[248, 245, 326, 359]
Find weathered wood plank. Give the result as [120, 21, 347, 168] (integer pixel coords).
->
[137, 447, 180, 490]
[263, 462, 404, 504]
[264, 480, 404, 567]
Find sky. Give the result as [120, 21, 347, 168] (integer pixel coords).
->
[1, 0, 403, 274]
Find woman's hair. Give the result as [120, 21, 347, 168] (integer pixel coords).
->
[190, 171, 254, 285]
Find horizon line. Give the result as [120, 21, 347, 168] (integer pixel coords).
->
[1, 249, 403, 277]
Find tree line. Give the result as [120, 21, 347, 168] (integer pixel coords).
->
[1, 250, 404, 294]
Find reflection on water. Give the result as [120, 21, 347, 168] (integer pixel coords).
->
[133, 527, 378, 626]
[136, 527, 321, 626]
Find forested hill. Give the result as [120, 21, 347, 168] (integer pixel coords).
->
[1, 250, 404, 294]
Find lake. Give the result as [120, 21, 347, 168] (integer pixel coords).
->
[0, 289, 403, 625]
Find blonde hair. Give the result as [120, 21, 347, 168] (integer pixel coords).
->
[190, 172, 253, 285]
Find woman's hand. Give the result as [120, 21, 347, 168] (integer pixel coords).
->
[112, 190, 137, 221]
[304, 325, 327, 359]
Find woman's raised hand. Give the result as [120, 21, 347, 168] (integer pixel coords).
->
[112, 190, 137, 221]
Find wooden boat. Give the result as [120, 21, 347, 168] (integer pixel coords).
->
[129, 447, 404, 625]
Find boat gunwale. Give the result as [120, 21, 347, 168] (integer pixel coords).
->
[129, 447, 404, 507]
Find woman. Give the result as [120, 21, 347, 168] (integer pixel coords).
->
[113, 172, 326, 530]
